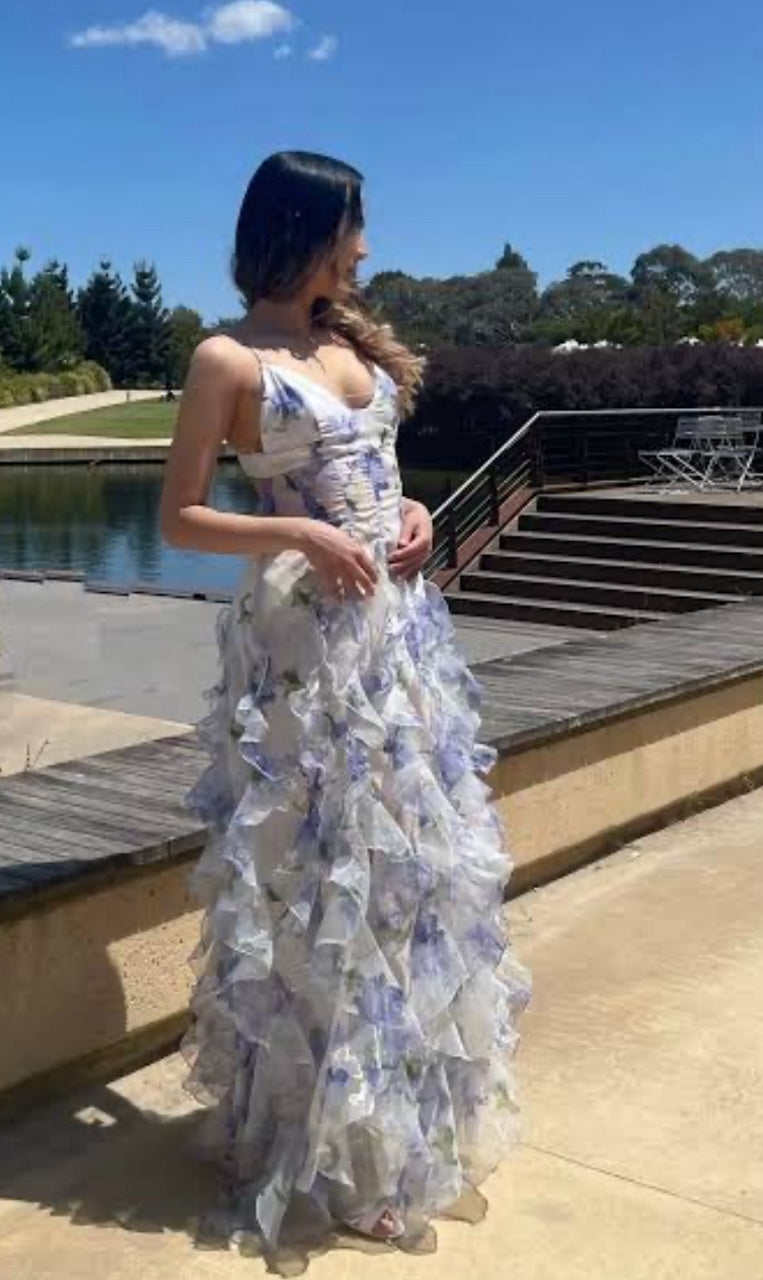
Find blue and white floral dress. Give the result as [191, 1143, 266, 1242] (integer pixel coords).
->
[180, 358, 532, 1250]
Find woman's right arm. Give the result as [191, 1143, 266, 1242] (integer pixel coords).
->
[159, 337, 379, 597]
[160, 337, 311, 557]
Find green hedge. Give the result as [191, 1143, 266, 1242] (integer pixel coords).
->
[0, 361, 112, 409]
[399, 343, 763, 468]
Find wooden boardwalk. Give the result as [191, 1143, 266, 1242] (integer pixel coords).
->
[475, 595, 763, 752]
[2, 597, 763, 913]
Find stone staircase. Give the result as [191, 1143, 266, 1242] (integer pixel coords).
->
[446, 490, 763, 629]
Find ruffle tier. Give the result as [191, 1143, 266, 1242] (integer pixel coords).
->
[178, 551, 532, 1250]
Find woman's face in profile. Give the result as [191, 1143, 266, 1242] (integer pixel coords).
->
[312, 220, 369, 299]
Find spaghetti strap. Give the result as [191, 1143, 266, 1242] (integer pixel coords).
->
[242, 342, 266, 383]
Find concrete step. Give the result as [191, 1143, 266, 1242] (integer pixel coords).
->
[537, 492, 763, 525]
[445, 589, 666, 630]
[459, 569, 738, 614]
[519, 510, 763, 547]
[480, 549, 763, 597]
[501, 530, 763, 573]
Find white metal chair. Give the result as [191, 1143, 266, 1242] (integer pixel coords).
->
[640, 417, 720, 492]
[640, 414, 762, 493]
[697, 416, 761, 491]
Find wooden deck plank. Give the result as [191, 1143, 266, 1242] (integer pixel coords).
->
[470, 599, 763, 745]
[38, 758, 199, 805]
[0, 790, 178, 855]
[0, 802, 145, 860]
[0, 774, 196, 836]
[3, 597, 763, 904]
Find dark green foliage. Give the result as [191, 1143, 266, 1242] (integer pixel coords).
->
[77, 260, 137, 387]
[398, 344, 763, 468]
[129, 261, 171, 387]
[167, 305, 205, 386]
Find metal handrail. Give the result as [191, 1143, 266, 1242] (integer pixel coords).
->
[430, 412, 540, 522]
[425, 404, 763, 572]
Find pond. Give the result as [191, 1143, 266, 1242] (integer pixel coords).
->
[0, 462, 463, 594]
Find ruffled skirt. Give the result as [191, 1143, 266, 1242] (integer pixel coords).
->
[179, 547, 532, 1251]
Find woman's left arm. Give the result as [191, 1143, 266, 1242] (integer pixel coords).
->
[387, 497, 434, 580]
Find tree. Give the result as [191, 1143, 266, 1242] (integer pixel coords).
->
[77, 261, 136, 387]
[167, 305, 205, 386]
[0, 246, 33, 370]
[706, 249, 763, 307]
[697, 315, 746, 344]
[632, 289, 685, 344]
[445, 267, 538, 344]
[28, 260, 85, 371]
[495, 243, 531, 272]
[130, 261, 170, 386]
[365, 271, 446, 346]
[366, 253, 539, 347]
[536, 260, 629, 342]
[631, 244, 712, 308]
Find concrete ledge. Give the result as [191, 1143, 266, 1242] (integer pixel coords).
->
[5, 658, 763, 1110]
[0, 443, 236, 465]
[0, 855, 201, 1105]
[495, 665, 763, 895]
[0, 568, 233, 603]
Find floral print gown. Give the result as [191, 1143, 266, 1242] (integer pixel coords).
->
[179, 358, 532, 1249]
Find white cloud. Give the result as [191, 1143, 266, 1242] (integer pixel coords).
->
[71, 11, 206, 56]
[206, 1, 292, 44]
[70, 2, 294, 58]
[308, 34, 337, 61]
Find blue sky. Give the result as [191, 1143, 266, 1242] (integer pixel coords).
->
[3, 0, 763, 323]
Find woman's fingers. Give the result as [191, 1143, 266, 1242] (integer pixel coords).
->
[319, 557, 376, 600]
[388, 532, 431, 568]
[354, 545, 379, 581]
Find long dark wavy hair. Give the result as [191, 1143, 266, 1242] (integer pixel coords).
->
[232, 151, 423, 414]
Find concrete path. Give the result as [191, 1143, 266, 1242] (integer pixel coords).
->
[1, 578, 596, 724]
[0, 390, 163, 435]
[0, 576, 595, 785]
[0, 434, 173, 451]
[1, 788, 761, 1277]
[0, 692, 188, 777]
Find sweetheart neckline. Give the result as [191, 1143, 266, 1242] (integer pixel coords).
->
[262, 359, 382, 415]
[236, 363, 387, 460]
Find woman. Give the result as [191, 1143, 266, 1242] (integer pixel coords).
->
[160, 151, 531, 1257]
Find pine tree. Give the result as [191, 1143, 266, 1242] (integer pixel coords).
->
[167, 306, 205, 386]
[0, 247, 33, 370]
[495, 243, 531, 272]
[77, 260, 136, 387]
[28, 260, 85, 371]
[130, 261, 170, 387]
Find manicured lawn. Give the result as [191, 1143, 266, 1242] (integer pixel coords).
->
[8, 401, 177, 438]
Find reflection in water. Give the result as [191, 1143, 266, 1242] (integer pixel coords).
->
[0, 462, 454, 593]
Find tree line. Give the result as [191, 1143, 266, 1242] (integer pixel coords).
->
[0, 247, 204, 389]
[366, 244, 763, 349]
[4, 241, 763, 394]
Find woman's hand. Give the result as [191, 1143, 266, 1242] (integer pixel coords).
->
[299, 521, 379, 600]
[387, 498, 433, 581]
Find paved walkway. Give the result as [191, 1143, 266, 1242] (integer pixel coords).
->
[0, 434, 173, 452]
[1, 788, 761, 1277]
[0, 577, 593, 779]
[0, 390, 163, 435]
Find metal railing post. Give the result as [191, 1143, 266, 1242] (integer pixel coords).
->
[446, 506, 458, 568]
[488, 464, 500, 525]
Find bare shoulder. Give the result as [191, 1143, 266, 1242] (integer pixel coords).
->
[186, 333, 262, 395]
